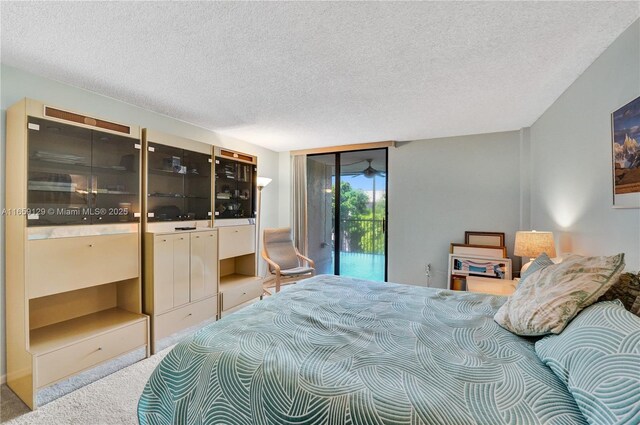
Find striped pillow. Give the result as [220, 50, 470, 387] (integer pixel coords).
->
[520, 252, 555, 282]
[535, 300, 640, 425]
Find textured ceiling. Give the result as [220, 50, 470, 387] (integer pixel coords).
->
[2, 2, 638, 152]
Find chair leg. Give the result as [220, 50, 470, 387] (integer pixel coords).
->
[275, 273, 281, 293]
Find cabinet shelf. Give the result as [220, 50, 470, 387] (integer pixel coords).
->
[216, 195, 250, 201]
[148, 193, 209, 199]
[215, 176, 251, 184]
[95, 191, 137, 196]
[149, 168, 208, 178]
[28, 188, 79, 193]
[30, 159, 136, 175]
[30, 307, 146, 355]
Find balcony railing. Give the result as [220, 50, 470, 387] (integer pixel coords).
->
[338, 218, 385, 254]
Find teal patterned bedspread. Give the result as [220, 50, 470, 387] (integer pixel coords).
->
[138, 275, 586, 424]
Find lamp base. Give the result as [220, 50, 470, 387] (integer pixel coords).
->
[520, 258, 535, 275]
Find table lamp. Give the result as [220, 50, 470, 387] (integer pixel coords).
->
[514, 230, 556, 273]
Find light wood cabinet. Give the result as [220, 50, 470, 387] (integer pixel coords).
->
[214, 148, 262, 315]
[190, 231, 219, 301]
[152, 233, 191, 313]
[5, 99, 148, 410]
[218, 225, 256, 259]
[153, 296, 218, 342]
[466, 276, 517, 296]
[144, 228, 219, 353]
[26, 233, 139, 299]
[35, 317, 147, 388]
[218, 224, 261, 309]
[141, 130, 218, 353]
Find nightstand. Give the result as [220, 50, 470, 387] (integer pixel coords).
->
[466, 276, 518, 296]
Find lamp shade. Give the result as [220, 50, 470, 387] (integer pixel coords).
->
[514, 231, 556, 258]
[257, 176, 272, 189]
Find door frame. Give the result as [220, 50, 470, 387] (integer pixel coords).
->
[309, 147, 388, 281]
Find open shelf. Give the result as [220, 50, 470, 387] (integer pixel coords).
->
[30, 308, 146, 355]
[220, 273, 262, 291]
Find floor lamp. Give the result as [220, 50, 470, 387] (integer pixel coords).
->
[256, 176, 272, 280]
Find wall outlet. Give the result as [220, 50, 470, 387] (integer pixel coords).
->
[425, 263, 432, 287]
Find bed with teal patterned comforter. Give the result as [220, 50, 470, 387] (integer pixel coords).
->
[138, 275, 586, 424]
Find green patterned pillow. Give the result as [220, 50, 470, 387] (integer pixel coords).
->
[494, 253, 625, 335]
[535, 300, 640, 425]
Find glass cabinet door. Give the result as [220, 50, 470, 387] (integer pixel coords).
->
[147, 143, 186, 222]
[27, 117, 92, 226]
[183, 150, 212, 220]
[236, 162, 255, 218]
[214, 157, 255, 219]
[91, 130, 140, 223]
[214, 157, 238, 218]
[147, 143, 212, 222]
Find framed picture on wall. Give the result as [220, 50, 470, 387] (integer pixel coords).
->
[612, 95, 640, 208]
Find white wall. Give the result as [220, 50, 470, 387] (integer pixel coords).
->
[530, 20, 640, 270]
[0, 65, 282, 379]
[388, 131, 522, 287]
[277, 151, 291, 228]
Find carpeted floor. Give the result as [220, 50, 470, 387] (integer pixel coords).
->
[0, 344, 171, 425]
[0, 292, 278, 424]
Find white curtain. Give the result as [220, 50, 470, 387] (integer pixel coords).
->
[291, 154, 308, 255]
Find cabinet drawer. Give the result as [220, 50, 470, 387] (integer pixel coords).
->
[222, 279, 262, 311]
[218, 225, 255, 260]
[36, 320, 147, 388]
[154, 296, 217, 342]
[27, 233, 139, 299]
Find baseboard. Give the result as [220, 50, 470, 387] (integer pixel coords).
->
[1, 373, 6, 385]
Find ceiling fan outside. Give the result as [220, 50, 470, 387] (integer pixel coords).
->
[362, 158, 385, 178]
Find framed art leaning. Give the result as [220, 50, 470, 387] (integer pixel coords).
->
[464, 231, 505, 248]
[447, 254, 512, 290]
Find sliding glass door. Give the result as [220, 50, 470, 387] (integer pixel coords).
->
[306, 148, 387, 281]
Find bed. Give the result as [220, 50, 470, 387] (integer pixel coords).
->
[138, 275, 587, 424]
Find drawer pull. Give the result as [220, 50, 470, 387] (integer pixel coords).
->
[89, 244, 93, 248]
[242, 292, 246, 295]
[187, 313, 193, 317]
[97, 347, 102, 351]
[83, 217, 88, 221]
